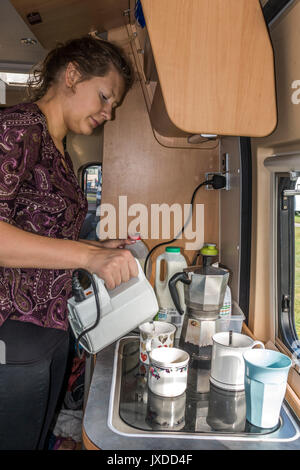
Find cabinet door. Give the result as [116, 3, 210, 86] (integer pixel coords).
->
[141, 0, 277, 137]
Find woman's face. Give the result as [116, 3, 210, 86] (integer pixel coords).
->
[63, 64, 126, 135]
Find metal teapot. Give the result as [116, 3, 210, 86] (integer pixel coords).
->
[168, 263, 229, 358]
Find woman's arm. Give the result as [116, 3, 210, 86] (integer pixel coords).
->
[78, 238, 136, 249]
[0, 221, 138, 289]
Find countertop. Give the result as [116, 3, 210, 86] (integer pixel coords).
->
[82, 339, 300, 451]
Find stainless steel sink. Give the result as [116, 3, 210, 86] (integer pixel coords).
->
[108, 336, 300, 442]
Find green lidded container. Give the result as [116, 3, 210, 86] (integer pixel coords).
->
[200, 243, 219, 257]
[165, 246, 181, 253]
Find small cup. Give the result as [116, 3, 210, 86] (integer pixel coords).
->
[243, 349, 292, 429]
[148, 347, 190, 397]
[139, 321, 176, 364]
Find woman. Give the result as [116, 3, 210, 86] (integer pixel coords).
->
[0, 35, 137, 450]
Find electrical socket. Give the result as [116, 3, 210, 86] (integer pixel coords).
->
[205, 153, 230, 190]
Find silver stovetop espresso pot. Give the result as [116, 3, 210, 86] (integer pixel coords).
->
[168, 264, 229, 358]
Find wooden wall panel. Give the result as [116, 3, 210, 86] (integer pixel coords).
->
[101, 52, 220, 282]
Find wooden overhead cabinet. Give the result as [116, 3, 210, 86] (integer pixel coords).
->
[141, 0, 277, 138]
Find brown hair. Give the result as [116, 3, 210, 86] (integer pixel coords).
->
[26, 35, 135, 101]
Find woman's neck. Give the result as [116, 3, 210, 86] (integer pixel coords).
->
[35, 91, 67, 153]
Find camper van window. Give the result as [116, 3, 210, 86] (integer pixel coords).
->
[79, 164, 102, 240]
[294, 178, 300, 339]
[277, 174, 300, 351]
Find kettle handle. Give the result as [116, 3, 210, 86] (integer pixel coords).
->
[168, 272, 191, 315]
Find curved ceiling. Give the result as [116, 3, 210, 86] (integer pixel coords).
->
[10, 0, 130, 50]
[0, 0, 46, 71]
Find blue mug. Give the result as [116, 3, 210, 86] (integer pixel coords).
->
[243, 349, 292, 429]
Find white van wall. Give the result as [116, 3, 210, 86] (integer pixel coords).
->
[250, 1, 300, 341]
[67, 127, 104, 176]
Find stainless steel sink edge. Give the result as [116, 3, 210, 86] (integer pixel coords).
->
[107, 337, 300, 443]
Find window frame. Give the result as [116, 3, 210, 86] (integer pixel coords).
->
[264, 153, 300, 363]
[277, 174, 299, 348]
[78, 162, 102, 241]
[79, 162, 102, 200]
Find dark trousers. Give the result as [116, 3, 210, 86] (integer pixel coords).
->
[0, 320, 69, 450]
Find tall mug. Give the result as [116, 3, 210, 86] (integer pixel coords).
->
[243, 349, 292, 429]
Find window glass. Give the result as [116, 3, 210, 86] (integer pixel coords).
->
[80, 164, 102, 240]
[294, 177, 300, 338]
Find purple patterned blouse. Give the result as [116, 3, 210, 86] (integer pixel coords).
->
[0, 102, 88, 331]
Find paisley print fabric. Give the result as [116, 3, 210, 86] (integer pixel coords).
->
[0, 103, 88, 330]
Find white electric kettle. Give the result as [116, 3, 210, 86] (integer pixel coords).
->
[67, 259, 158, 354]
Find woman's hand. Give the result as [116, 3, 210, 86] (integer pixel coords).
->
[83, 245, 138, 290]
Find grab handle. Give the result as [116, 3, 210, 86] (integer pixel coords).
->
[168, 272, 191, 315]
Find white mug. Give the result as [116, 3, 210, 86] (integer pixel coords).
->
[148, 347, 190, 397]
[210, 332, 265, 391]
[139, 321, 176, 365]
